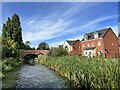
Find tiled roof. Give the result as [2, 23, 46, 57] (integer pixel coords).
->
[66, 39, 79, 46]
[81, 28, 110, 41]
[84, 47, 95, 50]
[118, 33, 120, 37]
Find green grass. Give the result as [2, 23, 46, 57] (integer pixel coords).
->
[35, 56, 119, 89]
[1, 58, 22, 79]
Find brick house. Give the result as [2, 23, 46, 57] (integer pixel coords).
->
[63, 39, 81, 56]
[118, 33, 120, 56]
[81, 28, 119, 58]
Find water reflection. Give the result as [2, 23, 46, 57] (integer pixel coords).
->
[16, 64, 75, 89]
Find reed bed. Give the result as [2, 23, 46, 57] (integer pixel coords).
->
[35, 56, 119, 89]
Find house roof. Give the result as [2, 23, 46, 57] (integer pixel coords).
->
[66, 39, 79, 46]
[118, 33, 120, 37]
[81, 28, 111, 41]
[84, 47, 95, 50]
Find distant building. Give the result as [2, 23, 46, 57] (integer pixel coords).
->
[63, 39, 81, 56]
[81, 28, 119, 58]
[59, 45, 63, 48]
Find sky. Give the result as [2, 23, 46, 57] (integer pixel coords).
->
[2, 2, 119, 48]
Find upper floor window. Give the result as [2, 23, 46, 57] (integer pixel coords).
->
[98, 42, 101, 46]
[92, 42, 94, 47]
[112, 43, 114, 46]
[87, 44, 90, 47]
[83, 44, 84, 47]
[84, 33, 88, 40]
[94, 32, 98, 39]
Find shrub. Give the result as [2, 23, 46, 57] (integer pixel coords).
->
[48, 48, 68, 57]
[2, 58, 22, 75]
[36, 56, 119, 89]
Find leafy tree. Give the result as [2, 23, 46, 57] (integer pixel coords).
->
[2, 37, 18, 58]
[32, 47, 35, 50]
[2, 14, 24, 58]
[11, 14, 24, 49]
[24, 41, 32, 50]
[37, 42, 50, 50]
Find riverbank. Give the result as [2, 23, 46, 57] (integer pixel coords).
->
[2, 65, 22, 88]
[35, 56, 119, 89]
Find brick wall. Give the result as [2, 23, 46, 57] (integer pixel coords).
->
[69, 40, 81, 56]
[103, 29, 119, 58]
[81, 39, 105, 57]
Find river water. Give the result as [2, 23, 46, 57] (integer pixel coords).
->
[16, 64, 75, 89]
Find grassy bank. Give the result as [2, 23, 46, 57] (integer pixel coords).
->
[0, 58, 22, 79]
[35, 56, 119, 89]
[2, 66, 22, 88]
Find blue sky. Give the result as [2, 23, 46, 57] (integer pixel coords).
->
[2, 2, 119, 48]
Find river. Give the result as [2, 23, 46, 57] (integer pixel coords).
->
[2, 62, 76, 89]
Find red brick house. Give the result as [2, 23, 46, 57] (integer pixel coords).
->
[63, 39, 81, 56]
[81, 28, 119, 58]
[118, 33, 120, 56]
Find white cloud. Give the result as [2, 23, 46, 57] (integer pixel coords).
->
[22, 14, 118, 47]
[20, 2, 118, 48]
[49, 35, 83, 47]
[28, 20, 35, 24]
[22, 18, 72, 42]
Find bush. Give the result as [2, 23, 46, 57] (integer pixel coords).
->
[48, 48, 68, 57]
[36, 56, 119, 89]
[0, 72, 5, 79]
[2, 58, 22, 75]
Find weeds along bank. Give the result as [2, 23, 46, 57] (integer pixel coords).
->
[35, 56, 119, 89]
[0, 58, 22, 79]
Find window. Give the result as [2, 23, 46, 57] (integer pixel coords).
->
[83, 44, 84, 47]
[98, 42, 101, 46]
[112, 43, 114, 46]
[92, 42, 94, 47]
[87, 44, 90, 47]
[94, 32, 98, 38]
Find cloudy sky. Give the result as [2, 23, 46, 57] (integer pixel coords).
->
[2, 2, 119, 48]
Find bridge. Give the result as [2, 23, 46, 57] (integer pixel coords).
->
[23, 50, 49, 56]
[23, 50, 49, 63]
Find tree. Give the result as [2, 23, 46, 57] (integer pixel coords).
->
[11, 14, 24, 49]
[2, 14, 24, 58]
[25, 41, 31, 46]
[2, 37, 18, 58]
[24, 41, 32, 50]
[37, 42, 50, 50]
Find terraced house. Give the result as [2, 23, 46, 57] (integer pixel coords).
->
[81, 28, 119, 58]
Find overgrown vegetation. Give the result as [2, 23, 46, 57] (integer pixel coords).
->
[0, 58, 22, 79]
[1, 14, 24, 79]
[48, 47, 68, 57]
[35, 56, 119, 89]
